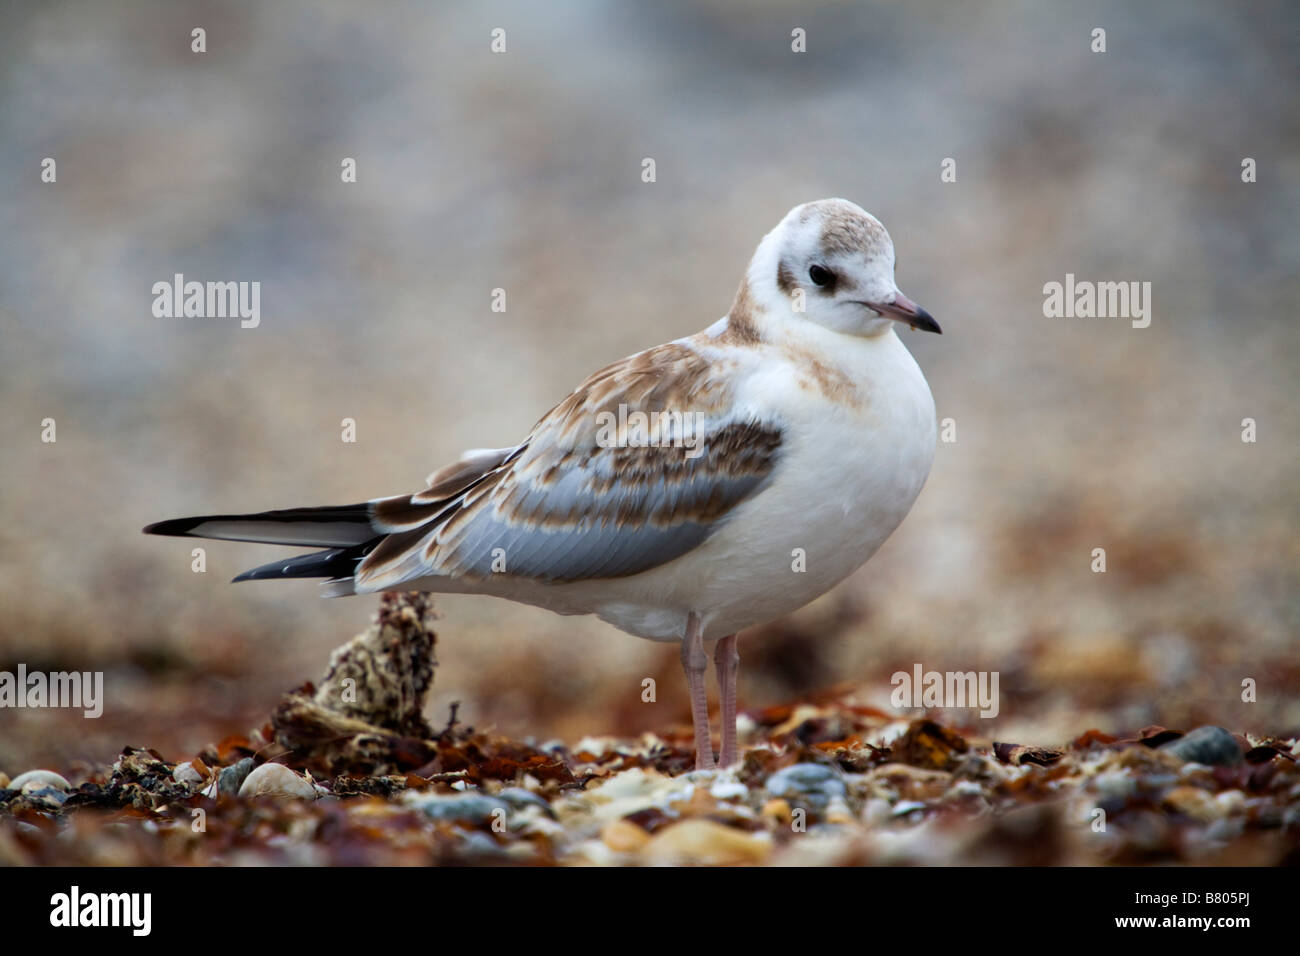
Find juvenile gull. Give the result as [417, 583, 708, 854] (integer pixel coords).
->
[145, 198, 941, 771]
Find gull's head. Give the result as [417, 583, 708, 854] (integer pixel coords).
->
[740, 198, 940, 338]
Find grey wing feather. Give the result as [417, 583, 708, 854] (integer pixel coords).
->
[355, 341, 783, 590]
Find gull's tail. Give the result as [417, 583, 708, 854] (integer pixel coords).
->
[143, 446, 521, 596]
[143, 504, 381, 591]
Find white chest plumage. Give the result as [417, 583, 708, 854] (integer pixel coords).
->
[575, 326, 937, 641]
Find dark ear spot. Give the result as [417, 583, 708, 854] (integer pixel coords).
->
[776, 259, 797, 295]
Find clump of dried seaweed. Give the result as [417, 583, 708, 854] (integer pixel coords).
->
[270, 591, 440, 775]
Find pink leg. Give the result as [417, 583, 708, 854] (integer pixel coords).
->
[714, 634, 739, 767]
[680, 612, 715, 770]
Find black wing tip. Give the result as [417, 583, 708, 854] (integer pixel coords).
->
[143, 517, 204, 537]
[231, 564, 287, 583]
[144, 505, 374, 538]
[231, 546, 365, 584]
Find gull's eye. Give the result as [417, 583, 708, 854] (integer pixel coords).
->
[808, 264, 835, 288]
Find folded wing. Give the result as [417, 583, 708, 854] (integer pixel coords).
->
[356, 342, 783, 591]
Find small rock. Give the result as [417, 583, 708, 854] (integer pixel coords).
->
[1248, 799, 1283, 829]
[947, 779, 985, 799]
[642, 819, 771, 865]
[861, 797, 893, 826]
[1091, 770, 1138, 801]
[764, 763, 846, 813]
[1205, 816, 1245, 843]
[1177, 762, 1216, 785]
[1214, 790, 1246, 815]
[172, 762, 205, 787]
[1161, 786, 1219, 822]
[891, 800, 928, 818]
[710, 779, 748, 801]
[602, 819, 651, 853]
[217, 758, 255, 797]
[824, 797, 855, 824]
[414, 793, 503, 824]
[952, 753, 1008, 784]
[9, 770, 71, 792]
[455, 830, 507, 860]
[1160, 726, 1243, 767]
[495, 787, 554, 817]
[238, 763, 317, 800]
[760, 798, 792, 825]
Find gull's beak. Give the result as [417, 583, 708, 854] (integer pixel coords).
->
[868, 291, 942, 334]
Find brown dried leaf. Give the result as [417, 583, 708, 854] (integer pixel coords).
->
[893, 720, 969, 770]
[994, 742, 1064, 766]
[1072, 728, 1117, 748]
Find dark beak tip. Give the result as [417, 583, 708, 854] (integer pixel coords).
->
[915, 311, 942, 335]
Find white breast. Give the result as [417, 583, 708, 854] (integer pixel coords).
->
[580, 327, 936, 641]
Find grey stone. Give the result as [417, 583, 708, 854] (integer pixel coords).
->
[217, 757, 255, 796]
[1160, 727, 1243, 767]
[415, 793, 504, 824]
[765, 763, 847, 812]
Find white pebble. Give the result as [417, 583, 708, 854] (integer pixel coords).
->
[710, 780, 749, 800]
[172, 762, 205, 786]
[237, 763, 317, 800]
[10, 770, 71, 792]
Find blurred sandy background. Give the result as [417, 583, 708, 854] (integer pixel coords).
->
[1, 0, 1297, 775]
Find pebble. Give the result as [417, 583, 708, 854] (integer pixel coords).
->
[952, 753, 1009, 784]
[824, 797, 855, 825]
[760, 798, 792, 825]
[764, 763, 846, 812]
[1177, 762, 1216, 785]
[946, 779, 985, 799]
[642, 819, 771, 865]
[238, 763, 318, 800]
[601, 819, 651, 853]
[1214, 790, 1245, 815]
[456, 830, 508, 860]
[1205, 817, 1245, 843]
[861, 797, 893, 826]
[891, 800, 928, 819]
[414, 793, 504, 825]
[943, 779, 992, 816]
[1248, 799, 1283, 829]
[217, 758, 254, 797]
[709, 779, 749, 801]
[495, 787, 554, 817]
[172, 762, 205, 787]
[9, 770, 71, 792]
[1091, 770, 1138, 801]
[1161, 786, 1218, 822]
[1160, 726, 1243, 767]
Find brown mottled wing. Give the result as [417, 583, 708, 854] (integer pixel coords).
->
[356, 343, 782, 589]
